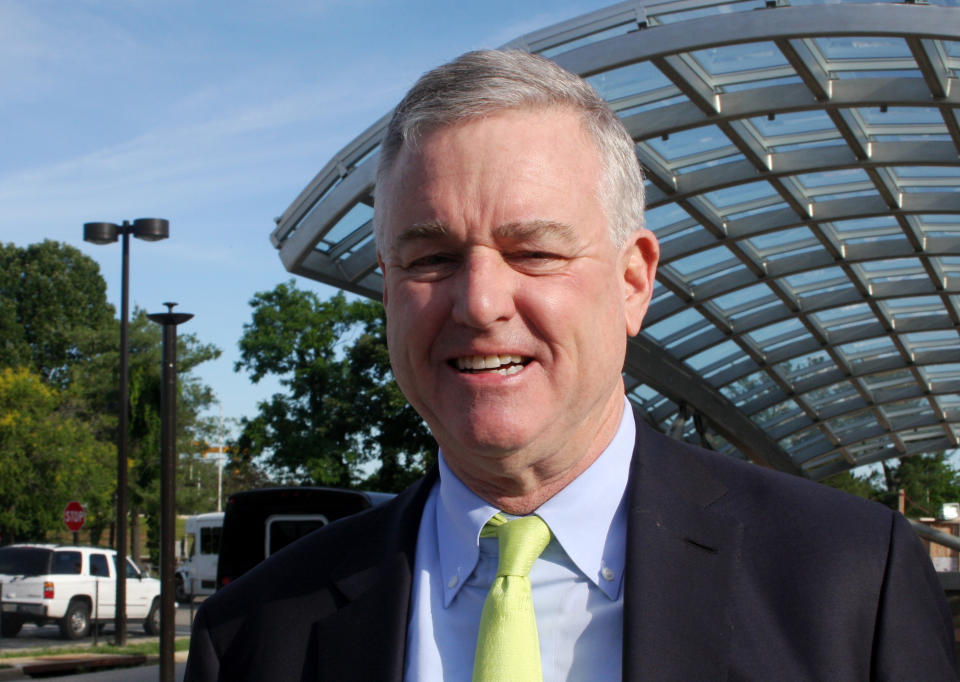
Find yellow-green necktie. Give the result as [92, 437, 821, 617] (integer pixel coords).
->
[472, 513, 552, 682]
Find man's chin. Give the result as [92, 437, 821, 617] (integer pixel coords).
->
[434, 415, 548, 458]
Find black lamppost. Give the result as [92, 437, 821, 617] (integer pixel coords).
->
[148, 302, 192, 682]
[83, 218, 168, 645]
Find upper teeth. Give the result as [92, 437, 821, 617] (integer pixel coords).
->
[456, 354, 524, 371]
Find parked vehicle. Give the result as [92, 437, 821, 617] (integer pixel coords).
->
[0, 544, 160, 639]
[175, 512, 224, 604]
[216, 487, 394, 590]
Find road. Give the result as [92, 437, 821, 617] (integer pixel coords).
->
[0, 602, 196, 651]
[29, 660, 188, 681]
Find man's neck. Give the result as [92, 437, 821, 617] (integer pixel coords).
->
[442, 395, 627, 515]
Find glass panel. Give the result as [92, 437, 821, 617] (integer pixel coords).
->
[828, 411, 878, 438]
[645, 204, 691, 232]
[803, 380, 858, 410]
[686, 339, 741, 372]
[654, 0, 766, 24]
[779, 425, 827, 453]
[795, 168, 870, 189]
[540, 23, 637, 58]
[893, 166, 960, 179]
[712, 283, 776, 314]
[724, 75, 803, 92]
[704, 181, 777, 209]
[775, 350, 835, 383]
[670, 246, 737, 278]
[837, 337, 898, 365]
[921, 363, 960, 381]
[644, 307, 710, 342]
[860, 369, 913, 391]
[720, 369, 774, 404]
[747, 319, 806, 351]
[690, 41, 788, 75]
[587, 62, 673, 101]
[902, 330, 960, 354]
[750, 109, 834, 137]
[751, 398, 799, 427]
[646, 125, 731, 161]
[812, 303, 872, 326]
[323, 203, 373, 245]
[859, 107, 943, 126]
[815, 36, 912, 60]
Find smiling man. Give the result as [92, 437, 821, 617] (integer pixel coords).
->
[376, 104, 656, 517]
[186, 50, 955, 681]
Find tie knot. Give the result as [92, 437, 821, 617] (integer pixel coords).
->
[484, 514, 551, 578]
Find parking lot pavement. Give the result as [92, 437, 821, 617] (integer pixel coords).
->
[0, 604, 195, 652]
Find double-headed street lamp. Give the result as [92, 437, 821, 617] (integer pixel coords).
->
[83, 218, 168, 646]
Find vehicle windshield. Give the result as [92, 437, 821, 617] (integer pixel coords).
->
[0, 547, 52, 576]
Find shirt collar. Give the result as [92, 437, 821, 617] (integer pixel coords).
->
[436, 399, 635, 605]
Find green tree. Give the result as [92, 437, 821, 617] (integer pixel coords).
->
[0, 240, 116, 385]
[877, 453, 960, 518]
[120, 310, 221, 563]
[0, 367, 114, 542]
[234, 282, 434, 492]
[821, 469, 884, 501]
[0, 240, 223, 557]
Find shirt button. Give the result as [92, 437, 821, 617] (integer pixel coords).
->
[448, 575, 459, 588]
[601, 566, 615, 582]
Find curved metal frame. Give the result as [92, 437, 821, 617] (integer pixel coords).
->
[270, 0, 960, 479]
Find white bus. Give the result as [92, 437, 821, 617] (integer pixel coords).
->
[175, 511, 223, 603]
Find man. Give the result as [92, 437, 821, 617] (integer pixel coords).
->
[186, 50, 955, 680]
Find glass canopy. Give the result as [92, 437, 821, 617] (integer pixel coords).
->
[270, 0, 960, 480]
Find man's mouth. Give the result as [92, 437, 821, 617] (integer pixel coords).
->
[452, 354, 529, 376]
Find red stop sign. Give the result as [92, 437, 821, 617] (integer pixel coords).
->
[63, 501, 85, 532]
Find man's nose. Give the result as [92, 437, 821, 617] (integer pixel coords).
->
[450, 250, 517, 328]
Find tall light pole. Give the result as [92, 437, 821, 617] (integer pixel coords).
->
[148, 302, 192, 682]
[83, 218, 168, 646]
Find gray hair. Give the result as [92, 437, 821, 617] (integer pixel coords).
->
[373, 49, 644, 250]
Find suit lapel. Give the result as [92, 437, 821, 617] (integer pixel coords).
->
[623, 417, 743, 681]
[309, 470, 437, 682]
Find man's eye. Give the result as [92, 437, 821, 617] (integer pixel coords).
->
[399, 253, 460, 280]
[508, 251, 567, 271]
[406, 253, 456, 268]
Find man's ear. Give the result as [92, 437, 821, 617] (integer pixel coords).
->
[621, 229, 659, 337]
[377, 252, 389, 307]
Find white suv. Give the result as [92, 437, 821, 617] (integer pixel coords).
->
[0, 544, 160, 639]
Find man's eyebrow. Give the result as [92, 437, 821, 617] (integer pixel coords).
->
[494, 220, 579, 244]
[394, 220, 450, 246]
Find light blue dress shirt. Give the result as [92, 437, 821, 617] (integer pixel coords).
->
[404, 400, 635, 681]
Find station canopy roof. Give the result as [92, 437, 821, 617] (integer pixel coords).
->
[270, 0, 960, 480]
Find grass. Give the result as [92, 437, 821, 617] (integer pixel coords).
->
[0, 636, 190, 660]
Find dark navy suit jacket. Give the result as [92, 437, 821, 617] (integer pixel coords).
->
[185, 417, 956, 680]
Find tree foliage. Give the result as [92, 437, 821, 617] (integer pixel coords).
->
[233, 282, 434, 492]
[0, 240, 223, 554]
[822, 453, 960, 519]
[0, 240, 116, 386]
[0, 367, 114, 542]
[123, 310, 222, 562]
[821, 469, 884, 501]
[878, 453, 960, 518]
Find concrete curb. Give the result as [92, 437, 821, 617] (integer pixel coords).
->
[0, 643, 189, 679]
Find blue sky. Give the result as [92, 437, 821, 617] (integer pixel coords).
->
[0, 0, 606, 435]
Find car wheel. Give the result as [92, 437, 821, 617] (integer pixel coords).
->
[143, 598, 160, 635]
[1, 617, 22, 638]
[60, 600, 91, 640]
[175, 575, 191, 604]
